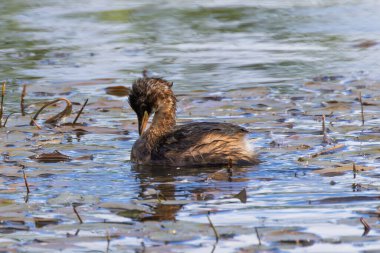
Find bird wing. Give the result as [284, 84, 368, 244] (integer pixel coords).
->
[151, 122, 252, 166]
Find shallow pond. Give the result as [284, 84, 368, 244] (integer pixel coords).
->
[1, 0, 380, 252]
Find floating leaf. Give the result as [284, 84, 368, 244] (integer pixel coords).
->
[353, 40, 378, 48]
[264, 230, 320, 246]
[105, 86, 130, 97]
[29, 150, 71, 163]
[34, 217, 60, 228]
[315, 195, 380, 204]
[99, 202, 151, 213]
[314, 164, 374, 177]
[234, 188, 247, 203]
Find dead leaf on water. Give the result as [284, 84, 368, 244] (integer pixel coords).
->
[234, 188, 247, 203]
[29, 150, 71, 163]
[55, 125, 128, 135]
[353, 40, 378, 48]
[314, 195, 380, 204]
[34, 217, 60, 228]
[0, 199, 14, 207]
[314, 164, 374, 177]
[298, 144, 345, 162]
[105, 86, 130, 97]
[263, 230, 320, 246]
[75, 155, 94, 160]
[99, 202, 151, 213]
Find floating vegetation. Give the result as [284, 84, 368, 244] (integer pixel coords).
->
[30, 97, 72, 126]
[29, 150, 72, 163]
[105, 86, 130, 97]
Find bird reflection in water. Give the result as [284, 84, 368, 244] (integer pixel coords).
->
[131, 164, 252, 221]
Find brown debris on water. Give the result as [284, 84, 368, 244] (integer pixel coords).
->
[21, 85, 26, 116]
[29, 150, 71, 163]
[360, 217, 371, 236]
[30, 97, 72, 126]
[105, 86, 130, 97]
[314, 195, 380, 204]
[322, 115, 326, 136]
[264, 229, 320, 246]
[234, 188, 247, 203]
[312, 144, 345, 158]
[353, 40, 378, 49]
[321, 114, 331, 144]
[2, 112, 15, 127]
[255, 227, 262, 245]
[0, 81, 6, 127]
[207, 212, 219, 243]
[359, 92, 364, 126]
[33, 217, 60, 228]
[72, 203, 83, 224]
[298, 144, 345, 162]
[106, 230, 111, 252]
[207, 169, 232, 181]
[30, 118, 42, 130]
[313, 163, 374, 177]
[72, 98, 88, 126]
[21, 165, 30, 195]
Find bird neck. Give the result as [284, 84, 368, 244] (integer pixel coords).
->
[143, 98, 176, 148]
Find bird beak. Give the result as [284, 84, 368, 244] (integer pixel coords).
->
[138, 111, 149, 136]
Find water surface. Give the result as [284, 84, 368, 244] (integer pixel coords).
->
[1, 0, 380, 252]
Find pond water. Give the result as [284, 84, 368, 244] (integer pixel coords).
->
[1, 0, 380, 252]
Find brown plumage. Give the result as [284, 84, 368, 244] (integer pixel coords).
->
[129, 77, 259, 167]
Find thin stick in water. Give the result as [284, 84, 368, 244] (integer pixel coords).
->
[72, 204, 83, 224]
[106, 230, 111, 252]
[207, 212, 219, 242]
[322, 114, 326, 134]
[311, 144, 345, 158]
[359, 92, 364, 126]
[322, 114, 329, 143]
[299, 143, 345, 162]
[3, 112, 15, 127]
[30, 118, 42, 130]
[0, 81, 6, 127]
[255, 227, 262, 245]
[21, 165, 30, 194]
[21, 85, 26, 116]
[360, 217, 371, 236]
[72, 98, 88, 126]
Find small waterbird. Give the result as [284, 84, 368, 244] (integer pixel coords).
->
[129, 77, 259, 166]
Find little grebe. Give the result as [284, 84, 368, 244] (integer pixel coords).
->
[129, 77, 259, 166]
